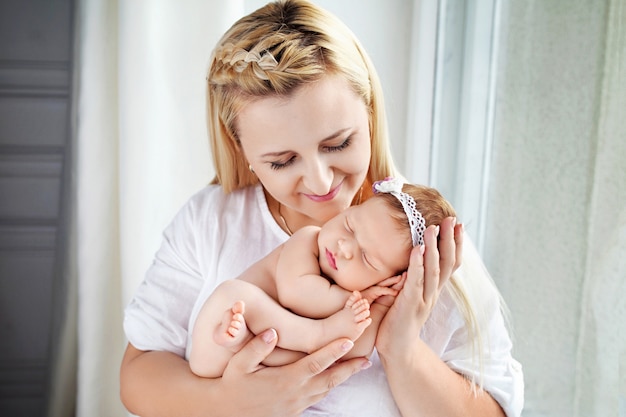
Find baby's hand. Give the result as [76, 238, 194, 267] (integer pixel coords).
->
[375, 274, 404, 288]
[360, 285, 398, 305]
[372, 272, 407, 308]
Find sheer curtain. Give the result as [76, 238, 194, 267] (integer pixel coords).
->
[418, 0, 625, 416]
[57, 0, 242, 415]
[482, 1, 626, 416]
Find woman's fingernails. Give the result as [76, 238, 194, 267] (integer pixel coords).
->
[262, 328, 277, 344]
[341, 340, 354, 352]
[361, 360, 372, 370]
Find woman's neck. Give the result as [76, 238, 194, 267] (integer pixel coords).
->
[264, 190, 321, 235]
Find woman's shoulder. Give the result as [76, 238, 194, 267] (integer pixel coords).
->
[175, 183, 262, 221]
[187, 183, 259, 209]
[159, 184, 264, 239]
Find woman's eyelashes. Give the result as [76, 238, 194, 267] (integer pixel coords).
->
[269, 156, 296, 170]
[323, 137, 352, 152]
[267, 137, 353, 170]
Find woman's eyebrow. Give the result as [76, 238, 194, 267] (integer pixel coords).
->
[260, 150, 292, 158]
[320, 128, 351, 142]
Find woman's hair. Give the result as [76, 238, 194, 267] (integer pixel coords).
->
[207, 0, 397, 198]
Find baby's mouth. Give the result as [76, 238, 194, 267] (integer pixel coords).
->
[325, 248, 337, 270]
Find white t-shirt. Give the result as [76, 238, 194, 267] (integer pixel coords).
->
[124, 184, 524, 417]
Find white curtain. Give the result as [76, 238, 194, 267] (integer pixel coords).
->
[413, 0, 625, 415]
[58, 1, 242, 415]
[483, 0, 626, 416]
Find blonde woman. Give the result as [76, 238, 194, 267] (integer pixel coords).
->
[121, 1, 523, 416]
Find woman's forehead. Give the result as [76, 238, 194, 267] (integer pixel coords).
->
[236, 75, 366, 147]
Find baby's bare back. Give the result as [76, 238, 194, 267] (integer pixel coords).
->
[236, 244, 284, 301]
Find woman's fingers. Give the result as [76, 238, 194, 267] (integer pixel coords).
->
[226, 330, 369, 402]
[405, 244, 425, 301]
[224, 328, 278, 376]
[422, 224, 441, 302]
[437, 217, 456, 289]
[296, 339, 370, 393]
[453, 222, 464, 273]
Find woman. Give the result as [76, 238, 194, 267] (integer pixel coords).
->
[120, 1, 523, 416]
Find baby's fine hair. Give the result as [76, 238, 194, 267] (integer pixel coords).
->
[206, 0, 397, 196]
[376, 183, 457, 248]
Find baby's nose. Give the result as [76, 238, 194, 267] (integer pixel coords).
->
[338, 239, 354, 260]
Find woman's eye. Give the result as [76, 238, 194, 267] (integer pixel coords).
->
[269, 157, 296, 170]
[324, 137, 352, 152]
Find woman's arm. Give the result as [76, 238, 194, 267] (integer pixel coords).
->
[377, 217, 505, 417]
[380, 338, 505, 417]
[121, 330, 371, 417]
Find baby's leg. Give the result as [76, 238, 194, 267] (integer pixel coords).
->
[344, 301, 389, 359]
[190, 280, 262, 378]
[344, 275, 405, 360]
[214, 282, 372, 354]
[316, 291, 372, 352]
[190, 279, 373, 377]
[262, 347, 307, 367]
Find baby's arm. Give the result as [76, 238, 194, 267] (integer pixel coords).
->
[275, 227, 352, 318]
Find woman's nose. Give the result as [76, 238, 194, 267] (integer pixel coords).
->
[337, 239, 354, 260]
[302, 157, 333, 196]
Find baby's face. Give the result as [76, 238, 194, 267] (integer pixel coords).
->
[317, 198, 412, 291]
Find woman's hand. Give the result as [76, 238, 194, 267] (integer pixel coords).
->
[375, 217, 462, 357]
[373, 217, 504, 417]
[221, 329, 370, 416]
[121, 331, 369, 417]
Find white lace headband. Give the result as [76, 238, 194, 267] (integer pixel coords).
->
[372, 177, 426, 247]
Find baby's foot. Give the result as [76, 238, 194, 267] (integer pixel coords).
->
[320, 291, 371, 347]
[345, 290, 372, 322]
[213, 300, 252, 351]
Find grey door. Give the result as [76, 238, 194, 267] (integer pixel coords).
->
[0, 0, 74, 414]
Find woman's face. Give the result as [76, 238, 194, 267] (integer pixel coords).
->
[236, 75, 371, 227]
[317, 197, 411, 291]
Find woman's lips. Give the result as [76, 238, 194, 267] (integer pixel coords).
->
[304, 181, 342, 202]
[325, 248, 337, 270]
